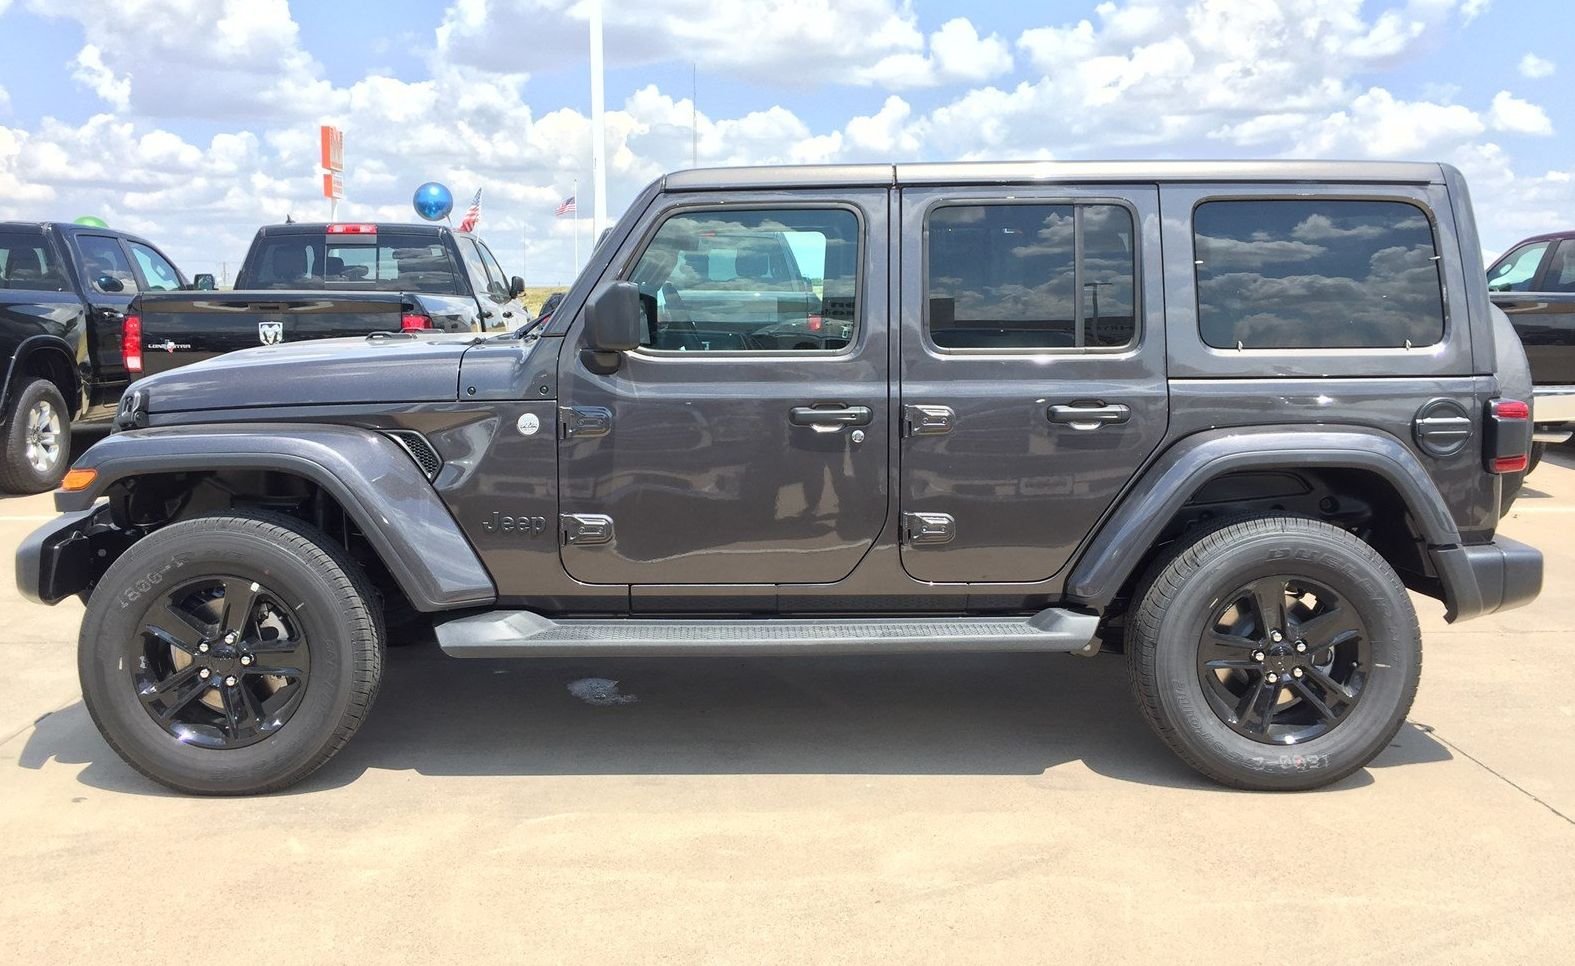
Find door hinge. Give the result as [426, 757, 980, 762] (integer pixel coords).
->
[902, 512, 956, 546]
[903, 404, 955, 437]
[559, 405, 613, 439]
[560, 513, 615, 546]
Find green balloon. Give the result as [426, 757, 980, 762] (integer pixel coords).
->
[74, 216, 109, 228]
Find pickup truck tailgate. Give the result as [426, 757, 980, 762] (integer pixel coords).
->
[134, 291, 410, 376]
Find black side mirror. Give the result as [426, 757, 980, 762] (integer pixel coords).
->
[509, 275, 526, 298]
[581, 281, 643, 373]
[96, 275, 124, 293]
[193, 273, 216, 291]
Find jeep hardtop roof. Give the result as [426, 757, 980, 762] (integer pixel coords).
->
[662, 160, 1449, 191]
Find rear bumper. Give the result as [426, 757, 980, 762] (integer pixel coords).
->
[14, 505, 126, 606]
[1533, 386, 1575, 424]
[1431, 537, 1543, 623]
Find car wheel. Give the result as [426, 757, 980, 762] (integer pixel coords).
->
[1527, 441, 1546, 475]
[0, 377, 71, 494]
[78, 511, 384, 794]
[1127, 514, 1420, 791]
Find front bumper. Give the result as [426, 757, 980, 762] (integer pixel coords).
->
[14, 505, 129, 606]
[1431, 536, 1543, 623]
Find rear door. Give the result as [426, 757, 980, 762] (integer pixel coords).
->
[68, 233, 139, 401]
[897, 184, 1168, 582]
[555, 190, 889, 587]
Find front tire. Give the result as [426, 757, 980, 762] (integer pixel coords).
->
[0, 377, 71, 494]
[79, 512, 384, 794]
[1128, 515, 1420, 791]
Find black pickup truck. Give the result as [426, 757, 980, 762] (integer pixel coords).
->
[128, 223, 528, 379]
[1, 221, 204, 493]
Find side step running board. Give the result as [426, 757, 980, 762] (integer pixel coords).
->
[434, 608, 1101, 658]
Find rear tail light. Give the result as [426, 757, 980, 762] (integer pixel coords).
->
[122, 314, 142, 374]
[326, 224, 378, 235]
[400, 313, 432, 331]
[1487, 398, 1531, 474]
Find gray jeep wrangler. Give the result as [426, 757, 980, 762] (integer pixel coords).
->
[17, 161, 1542, 794]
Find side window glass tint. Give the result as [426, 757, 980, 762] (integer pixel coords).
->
[128, 242, 181, 291]
[629, 208, 859, 352]
[0, 231, 68, 292]
[78, 235, 138, 293]
[925, 203, 1136, 350]
[457, 238, 494, 300]
[1194, 199, 1445, 349]
[1489, 241, 1550, 293]
[476, 243, 511, 300]
[1546, 240, 1575, 294]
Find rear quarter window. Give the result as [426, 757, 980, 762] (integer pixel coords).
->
[1193, 199, 1446, 350]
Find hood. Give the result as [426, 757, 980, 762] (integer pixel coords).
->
[137, 334, 479, 413]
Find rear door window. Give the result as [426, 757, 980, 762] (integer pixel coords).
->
[77, 234, 139, 294]
[925, 203, 1137, 350]
[0, 229, 68, 292]
[1194, 199, 1446, 349]
[1545, 240, 1575, 293]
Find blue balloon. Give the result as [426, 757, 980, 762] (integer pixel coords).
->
[412, 182, 453, 221]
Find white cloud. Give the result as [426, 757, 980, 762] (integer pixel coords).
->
[0, 0, 1566, 282]
[70, 45, 129, 111]
[1488, 90, 1554, 136]
[0, 85, 10, 117]
[437, 0, 929, 85]
[1518, 53, 1556, 78]
[857, 18, 1013, 89]
[1291, 87, 1485, 157]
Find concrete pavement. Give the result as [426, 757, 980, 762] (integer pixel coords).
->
[2, 455, 1573, 963]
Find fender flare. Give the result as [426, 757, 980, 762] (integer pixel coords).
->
[55, 422, 497, 611]
[1, 334, 81, 414]
[1063, 426, 1463, 612]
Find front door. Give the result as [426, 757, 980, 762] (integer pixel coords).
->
[556, 190, 890, 585]
[897, 185, 1168, 582]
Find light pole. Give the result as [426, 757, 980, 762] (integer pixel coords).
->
[589, 0, 608, 240]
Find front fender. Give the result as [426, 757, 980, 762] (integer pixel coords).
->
[48, 423, 497, 611]
[1064, 425, 1465, 613]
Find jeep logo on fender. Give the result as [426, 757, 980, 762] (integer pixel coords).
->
[480, 512, 548, 536]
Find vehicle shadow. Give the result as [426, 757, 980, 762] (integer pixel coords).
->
[17, 647, 1452, 796]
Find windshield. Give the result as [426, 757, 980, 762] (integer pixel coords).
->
[245, 231, 461, 294]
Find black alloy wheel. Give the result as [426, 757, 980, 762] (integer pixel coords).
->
[135, 576, 312, 749]
[1196, 576, 1368, 745]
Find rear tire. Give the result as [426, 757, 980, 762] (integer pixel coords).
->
[78, 511, 384, 794]
[1128, 515, 1420, 791]
[0, 377, 71, 494]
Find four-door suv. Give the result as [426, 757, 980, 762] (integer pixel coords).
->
[16, 161, 1541, 795]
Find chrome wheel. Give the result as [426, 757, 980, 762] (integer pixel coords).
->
[23, 399, 62, 474]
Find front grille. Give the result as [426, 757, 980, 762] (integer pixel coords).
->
[384, 430, 442, 479]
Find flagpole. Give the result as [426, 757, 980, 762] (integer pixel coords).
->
[589, 0, 607, 239]
[573, 178, 580, 273]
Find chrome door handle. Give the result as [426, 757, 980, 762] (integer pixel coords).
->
[1048, 402, 1131, 430]
[789, 405, 873, 431]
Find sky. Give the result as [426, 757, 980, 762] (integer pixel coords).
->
[0, 0, 1569, 285]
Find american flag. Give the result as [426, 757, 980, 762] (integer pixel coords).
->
[457, 188, 482, 232]
[555, 195, 577, 217]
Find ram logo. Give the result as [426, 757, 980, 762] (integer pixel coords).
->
[258, 321, 285, 346]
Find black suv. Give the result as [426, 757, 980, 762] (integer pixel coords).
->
[16, 161, 1541, 794]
